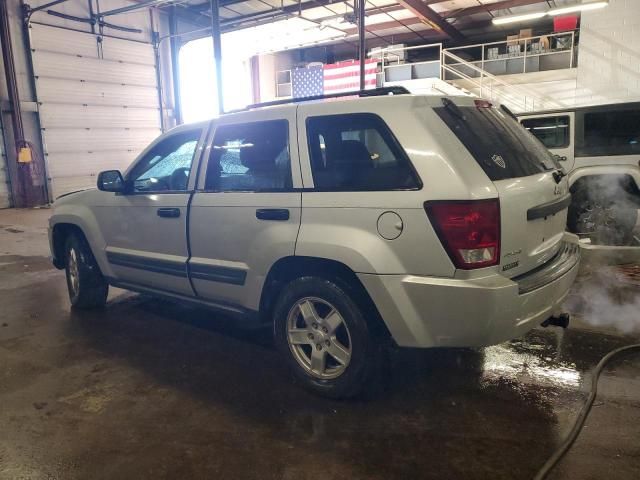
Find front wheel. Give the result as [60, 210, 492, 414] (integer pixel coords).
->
[65, 233, 109, 309]
[273, 277, 378, 398]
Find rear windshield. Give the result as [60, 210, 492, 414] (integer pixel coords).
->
[435, 101, 558, 181]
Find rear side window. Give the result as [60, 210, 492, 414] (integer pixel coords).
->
[578, 109, 640, 156]
[435, 101, 558, 181]
[521, 116, 570, 149]
[306, 113, 420, 191]
[205, 120, 291, 191]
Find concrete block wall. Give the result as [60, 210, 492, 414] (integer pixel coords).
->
[575, 0, 640, 106]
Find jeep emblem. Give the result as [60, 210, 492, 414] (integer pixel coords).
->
[491, 154, 506, 168]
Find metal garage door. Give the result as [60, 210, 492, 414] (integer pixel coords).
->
[29, 23, 161, 200]
[0, 121, 10, 207]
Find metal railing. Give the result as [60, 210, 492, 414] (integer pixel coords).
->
[369, 43, 442, 85]
[441, 49, 556, 112]
[444, 31, 577, 77]
[275, 31, 577, 109]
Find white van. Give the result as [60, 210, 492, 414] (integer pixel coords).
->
[518, 103, 640, 245]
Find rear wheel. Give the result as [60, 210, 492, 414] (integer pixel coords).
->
[65, 233, 108, 309]
[273, 276, 377, 398]
[568, 189, 638, 245]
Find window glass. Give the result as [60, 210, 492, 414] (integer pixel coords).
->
[578, 110, 640, 156]
[205, 120, 291, 191]
[435, 103, 558, 181]
[521, 116, 570, 149]
[306, 114, 420, 191]
[129, 129, 201, 192]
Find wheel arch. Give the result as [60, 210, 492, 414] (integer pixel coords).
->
[569, 172, 640, 204]
[51, 222, 89, 269]
[260, 256, 392, 340]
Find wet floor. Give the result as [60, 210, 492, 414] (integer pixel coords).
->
[1, 209, 639, 479]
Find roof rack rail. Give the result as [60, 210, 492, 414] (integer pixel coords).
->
[228, 86, 411, 113]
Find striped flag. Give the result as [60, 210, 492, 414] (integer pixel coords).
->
[323, 59, 378, 94]
[291, 59, 378, 99]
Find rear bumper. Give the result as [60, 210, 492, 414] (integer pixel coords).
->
[359, 234, 581, 348]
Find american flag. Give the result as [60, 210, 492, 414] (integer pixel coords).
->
[292, 59, 378, 99]
[292, 64, 324, 98]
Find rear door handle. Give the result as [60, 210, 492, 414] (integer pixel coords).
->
[256, 208, 290, 221]
[157, 207, 181, 218]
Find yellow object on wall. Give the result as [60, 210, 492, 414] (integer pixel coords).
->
[18, 146, 32, 163]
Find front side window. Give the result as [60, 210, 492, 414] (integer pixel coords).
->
[578, 109, 640, 156]
[306, 114, 420, 191]
[129, 129, 201, 192]
[521, 115, 570, 149]
[205, 120, 291, 191]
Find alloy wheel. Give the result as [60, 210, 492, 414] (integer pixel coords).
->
[286, 297, 352, 379]
[68, 248, 80, 296]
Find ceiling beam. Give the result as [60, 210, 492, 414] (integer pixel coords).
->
[189, 0, 251, 10]
[177, 0, 546, 40]
[444, 0, 550, 19]
[170, 0, 552, 29]
[395, 0, 465, 41]
[343, 16, 424, 36]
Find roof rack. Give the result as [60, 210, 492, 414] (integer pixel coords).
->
[228, 86, 411, 113]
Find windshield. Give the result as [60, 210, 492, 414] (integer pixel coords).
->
[435, 101, 559, 181]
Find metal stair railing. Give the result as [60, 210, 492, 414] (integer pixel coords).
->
[441, 61, 532, 112]
[441, 49, 560, 112]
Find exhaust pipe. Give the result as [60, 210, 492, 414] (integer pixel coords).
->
[542, 313, 570, 329]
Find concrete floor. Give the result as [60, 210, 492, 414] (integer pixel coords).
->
[1, 208, 639, 480]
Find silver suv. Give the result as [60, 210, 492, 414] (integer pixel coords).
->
[49, 89, 581, 398]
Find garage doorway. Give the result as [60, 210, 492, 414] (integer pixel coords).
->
[179, 37, 252, 123]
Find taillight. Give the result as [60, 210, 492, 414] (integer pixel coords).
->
[425, 199, 500, 270]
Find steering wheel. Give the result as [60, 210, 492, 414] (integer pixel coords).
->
[170, 167, 190, 191]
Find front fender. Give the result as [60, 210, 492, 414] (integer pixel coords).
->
[49, 197, 112, 277]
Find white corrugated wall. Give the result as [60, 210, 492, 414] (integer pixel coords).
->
[29, 23, 161, 199]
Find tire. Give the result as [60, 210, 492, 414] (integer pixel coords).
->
[568, 188, 638, 246]
[64, 233, 109, 309]
[273, 276, 378, 399]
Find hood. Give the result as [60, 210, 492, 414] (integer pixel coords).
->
[53, 188, 97, 207]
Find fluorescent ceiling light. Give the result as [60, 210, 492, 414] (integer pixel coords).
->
[548, 1, 608, 16]
[492, 1, 608, 25]
[492, 12, 546, 25]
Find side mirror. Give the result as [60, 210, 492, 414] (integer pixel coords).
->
[97, 170, 126, 193]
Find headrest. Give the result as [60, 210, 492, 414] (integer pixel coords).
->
[240, 135, 285, 171]
[333, 140, 372, 167]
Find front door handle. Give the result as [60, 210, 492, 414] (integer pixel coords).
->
[157, 207, 181, 218]
[256, 208, 290, 221]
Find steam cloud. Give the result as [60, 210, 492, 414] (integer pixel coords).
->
[565, 265, 640, 334]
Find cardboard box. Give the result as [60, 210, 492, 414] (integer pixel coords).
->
[519, 28, 533, 45]
[507, 34, 519, 46]
[539, 35, 550, 51]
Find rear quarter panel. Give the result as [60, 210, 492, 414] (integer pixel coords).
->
[295, 96, 498, 277]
